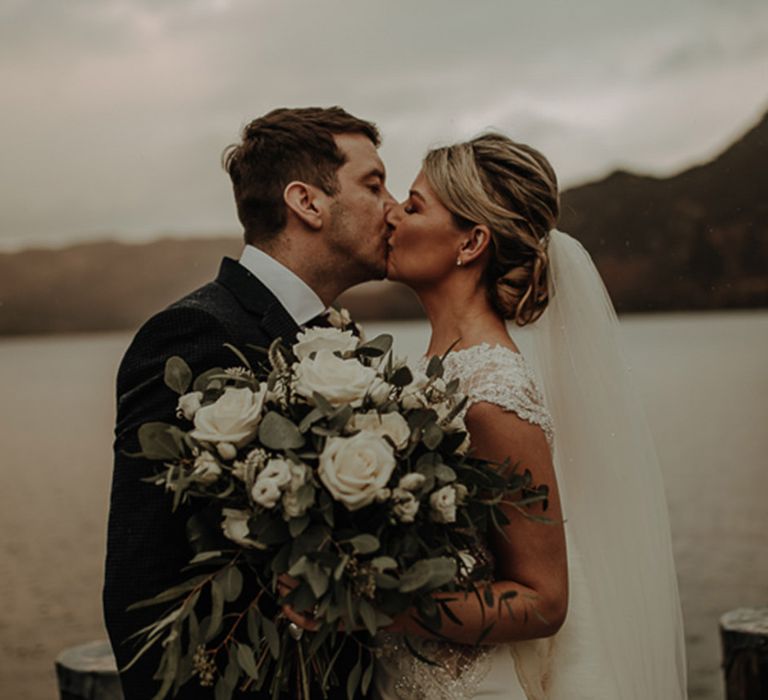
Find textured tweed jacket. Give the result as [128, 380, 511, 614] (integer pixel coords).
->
[103, 258, 359, 699]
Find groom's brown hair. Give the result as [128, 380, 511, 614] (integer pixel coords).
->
[223, 107, 381, 244]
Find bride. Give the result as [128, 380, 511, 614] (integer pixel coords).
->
[373, 133, 688, 699]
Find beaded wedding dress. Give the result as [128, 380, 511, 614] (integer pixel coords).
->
[373, 231, 688, 699]
[373, 343, 552, 699]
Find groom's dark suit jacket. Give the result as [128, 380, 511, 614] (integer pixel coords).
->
[104, 258, 360, 699]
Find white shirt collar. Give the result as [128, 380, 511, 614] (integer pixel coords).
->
[238, 244, 326, 326]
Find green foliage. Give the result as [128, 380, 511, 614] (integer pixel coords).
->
[128, 328, 552, 699]
[164, 356, 192, 395]
[258, 412, 304, 450]
[137, 422, 184, 460]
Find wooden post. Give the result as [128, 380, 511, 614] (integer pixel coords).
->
[720, 607, 768, 700]
[55, 640, 124, 700]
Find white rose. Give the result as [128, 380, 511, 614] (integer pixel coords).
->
[434, 400, 453, 423]
[293, 350, 377, 407]
[318, 431, 396, 511]
[368, 377, 392, 405]
[400, 392, 425, 411]
[217, 442, 237, 461]
[191, 384, 267, 446]
[454, 483, 469, 504]
[409, 369, 430, 391]
[327, 307, 353, 329]
[398, 472, 426, 491]
[430, 485, 457, 523]
[401, 370, 429, 410]
[221, 508, 264, 549]
[282, 487, 313, 519]
[176, 391, 203, 420]
[293, 327, 358, 361]
[349, 411, 411, 450]
[259, 458, 292, 489]
[392, 486, 420, 523]
[457, 550, 477, 577]
[444, 414, 471, 455]
[430, 377, 448, 394]
[287, 461, 309, 493]
[191, 451, 221, 484]
[251, 477, 282, 509]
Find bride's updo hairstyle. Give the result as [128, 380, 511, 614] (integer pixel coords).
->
[423, 133, 559, 325]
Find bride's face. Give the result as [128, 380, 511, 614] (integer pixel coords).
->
[386, 170, 466, 287]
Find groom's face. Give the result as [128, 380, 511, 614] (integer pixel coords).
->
[325, 133, 395, 280]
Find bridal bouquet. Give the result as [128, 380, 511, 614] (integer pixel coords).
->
[127, 315, 548, 700]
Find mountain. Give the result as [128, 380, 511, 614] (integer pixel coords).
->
[558, 110, 768, 312]
[0, 238, 423, 335]
[1, 110, 766, 335]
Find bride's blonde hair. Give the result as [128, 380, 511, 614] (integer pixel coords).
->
[423, 133, 559, 325]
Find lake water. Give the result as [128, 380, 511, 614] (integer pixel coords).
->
[0, 311, 766, 699]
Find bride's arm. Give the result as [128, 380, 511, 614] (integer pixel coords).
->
[389, 402, 568, 644]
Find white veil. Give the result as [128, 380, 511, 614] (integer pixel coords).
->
[514, 230, 687, 699]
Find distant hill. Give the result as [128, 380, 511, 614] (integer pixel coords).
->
[0, 238, 423, 335]
[1, 110, 766, 335]
[559, 109, 768, 312]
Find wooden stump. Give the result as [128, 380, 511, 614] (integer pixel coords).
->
[55, 640, 124, 700]
[720, 607, 768, 700]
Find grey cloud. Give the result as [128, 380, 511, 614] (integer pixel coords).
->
[1, 0, 767, 247]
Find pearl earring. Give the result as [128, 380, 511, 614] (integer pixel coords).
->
[456, 257, 463, 267]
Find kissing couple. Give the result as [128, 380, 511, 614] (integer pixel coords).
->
[104, 106, 687, 699]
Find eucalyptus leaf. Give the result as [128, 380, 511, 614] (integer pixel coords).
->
[287, 555, 308, 578]
[258, 412, 305, 450]
[333, 554, 349, 581]
[193, 367, 225, 393]
[361, 657, 374, 696]
[164, 356, 192, 395]
[127, 574, 209, 610]
[371, 556, 398, 572]
[220, 566, 243, 603]
[346, 656, 362, 700]
[359, 599, 378, 636]
[188, 551, 223, 565]
[435, 464, 457, 483]
[389, 365, 413, 388]
[137, 422, 182, 460]
[188, 610, 200, 656]
[206, 579, 224, 642]
[215, 676, 234, 700]
[308, 623, 332, 658]
[348, 533, 380, 554]
[237, 643, 259, 679]
[426, 557, 458, 590]
[298, 407, 324, 433]
[261, 617, 280, 659]
[247, 608, 261, 645]
[422, 422, 444, 450]
[288, 514, 310, 538]
[399, 557, 457, 593]
[426, 355, 443, 378]
[397, 560, 432, 593]
[355, 333, 393, 357]
[374, 572, 400, 590]
[305, 560, 330, 598]
[311, 392, 334, 415]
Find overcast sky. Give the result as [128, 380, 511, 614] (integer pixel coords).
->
[1, 0, 767, 250]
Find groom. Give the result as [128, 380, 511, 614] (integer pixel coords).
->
[103, 106, 395, 699]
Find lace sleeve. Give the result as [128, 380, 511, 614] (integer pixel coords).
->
[442, 343, 555, 450]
